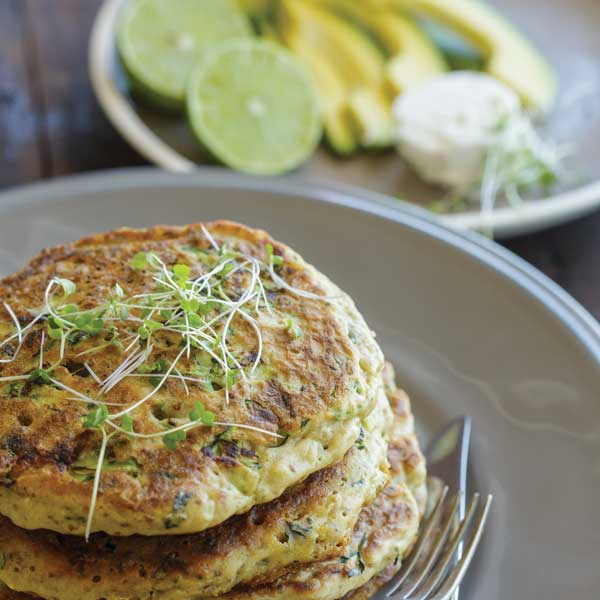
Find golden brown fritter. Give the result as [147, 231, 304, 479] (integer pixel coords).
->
[0, 222, 384, 536]
[0, 365, 426, 600]
[214, 370, 426, 600]
[0, 389, 389, 600]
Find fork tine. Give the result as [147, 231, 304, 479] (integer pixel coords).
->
[407, 493, 480, 600]
[427, 495, 493, 600]
[399, 493, 462, 599]
[384, 486, 449, 597]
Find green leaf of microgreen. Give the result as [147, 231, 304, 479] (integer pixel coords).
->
[131, 252, 149, 270]
[286, 318, 302, 339]
[120, 414, 134, 439]
[163, 429, 186, 451]
[211, 334, 222, 351]
[82, 318, 104, 336]
[73, 314, 92, 328]
[47, 326, 63, 340]
[188, 313, 202, 328]
[48, 315, 66, 330]
[188, 400, 216, 426]
[198, 301, 218, 315]
[73, 313, 104, 335]
[56, 278, 76, 297]
[173, 264, 190, 288]
[226, 369, 240, 389]
[138, 359, 167, 387]
[60, 304, 79, 315]
[265, 243, 283, 266]
[145, 320, 162, 333]
[181, 298, 200, 314]
[83, 403, 109, 429]
[28, 369, 51, 385]
[138, 319, 161, 340]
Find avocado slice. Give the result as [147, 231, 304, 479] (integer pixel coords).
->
[394, 0, 557, 115]
[254, 16, 282, 43]
[417, 17, 485, 71]
[316, 1, 448, 91]
[307, 1, 447, 147]
[277, 0, 385, 90]
[347, 88, 395, 149]
[324, 109, 358, 156]
[236, 0, 274, 17]
[276, 0, 387, 154]
[374, 13, 449, 95]
[277, 25, 358, 155]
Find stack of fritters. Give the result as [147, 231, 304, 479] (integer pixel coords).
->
[0, 222, 426, 600]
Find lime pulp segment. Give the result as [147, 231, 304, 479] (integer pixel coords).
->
[187, 40, 322, 175]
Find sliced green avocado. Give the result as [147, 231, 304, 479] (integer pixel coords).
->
[417, 17, 485, 71]
[347, 88, 395, 149]
[236, 0, 274, 17]
[395, 0, 557, 115]
[307, 1, 447, 148]
[277, 0, 385, 90]
[316, 0, 448, 91]
[276, 0, 388, 155]
[278, 30, 358, 155]
[324, 106, 359, 156]
[254, 16, 282, 42]
[376, 13, 449, 95]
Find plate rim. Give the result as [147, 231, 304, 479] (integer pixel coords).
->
[2, 165, 600, 365]
[88, 0, 600, 239]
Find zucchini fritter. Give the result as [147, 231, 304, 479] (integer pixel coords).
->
[216, 364, 427, 600]
[0, 222, 383, 536]
[0, 365, 426, 600]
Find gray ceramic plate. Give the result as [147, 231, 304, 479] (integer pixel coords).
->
[1, 169, 599, 598]
[88, 0, 600, 237]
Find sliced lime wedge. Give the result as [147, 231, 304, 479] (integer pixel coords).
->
[117, 0, 252, 111]
[187, 39, 322, 175]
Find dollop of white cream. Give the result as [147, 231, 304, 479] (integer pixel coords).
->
[393, 72, 521, 188]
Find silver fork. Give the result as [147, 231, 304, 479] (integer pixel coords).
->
[371, 482, 493, 600]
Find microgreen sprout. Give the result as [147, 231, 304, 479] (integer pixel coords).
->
[286, 318, 302, 339]
[189, 400, 216, 425]
[431, 112, 570, 234]
[163, 429, 186, 451]
[265, 243, 283, 266]
[28, 369, 51, 385]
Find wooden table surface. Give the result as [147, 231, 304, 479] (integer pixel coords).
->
[2, 0, 600, 320]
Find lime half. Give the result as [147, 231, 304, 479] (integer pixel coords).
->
[187, 40, 322, 175]
[118, 0, 252, 111]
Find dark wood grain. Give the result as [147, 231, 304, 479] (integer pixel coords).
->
[22, 0, 144, 178]
[0, 0, 44, 185]
[505, 212, 600, 319]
